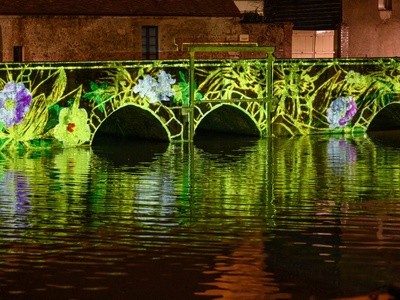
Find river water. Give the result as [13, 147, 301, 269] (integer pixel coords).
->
[0, 132, 400, 300]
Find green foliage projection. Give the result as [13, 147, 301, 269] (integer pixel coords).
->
[172, 71, 202, 105]
[1, 57, 400, 150]
[273, 58, 400, 135]
[83, 81, 112, 113]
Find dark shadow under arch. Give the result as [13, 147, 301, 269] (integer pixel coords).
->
[93, 105, 169, 142]
[92, 136, 169, 168]
[368, 103, 400, 131]
[195, 105, 260, 137]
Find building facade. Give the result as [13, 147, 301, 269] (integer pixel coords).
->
[343, 0, 400, 58]
[0, 0, 292, 62]
[263, 0, 342, 58]
[263, 0, 400, 58]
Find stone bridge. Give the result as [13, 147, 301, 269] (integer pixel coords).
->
[0, 49, 399, 151]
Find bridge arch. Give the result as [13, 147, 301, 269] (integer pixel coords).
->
[91, 104, 170, 143]
[195, 104, 261, 137]
[367, 102, 400, 132]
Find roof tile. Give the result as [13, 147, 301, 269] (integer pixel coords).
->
[0, 0, 242, 17]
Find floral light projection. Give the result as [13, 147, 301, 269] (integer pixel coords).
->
[133, 70, 176, 104]
[0, 57, 400, 151]
[83, 81, 113, 114]
[54, 106, 91, 147]
[326, 96, 358, 129]
[191, 59, 270, 134]
[0, 81, 32, 128]
[345, 70, 362, 85]
[0, 66, 85, 151]
[172, 71, 202, 105]
[273, 59, 400, 135]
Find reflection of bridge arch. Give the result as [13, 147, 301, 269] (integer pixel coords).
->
[91, 103, 171, 143]
[367, 102, 400, 132]
[195, 104, 262, 137]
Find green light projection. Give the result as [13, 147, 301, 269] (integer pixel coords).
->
[0, 58, 272, 150]
[0, 57, 399, 150]
[191, 59, 272, 136]
[273, 58, 400, 135]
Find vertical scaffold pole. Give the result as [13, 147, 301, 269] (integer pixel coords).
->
[266, 48, 275, 137]
[189, 51, 195, 142]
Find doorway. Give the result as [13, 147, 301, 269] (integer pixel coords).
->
[292, 30, 335, 58]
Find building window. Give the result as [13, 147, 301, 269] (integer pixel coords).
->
[13, 46, 23, 62]
[142, 26, 158, 60]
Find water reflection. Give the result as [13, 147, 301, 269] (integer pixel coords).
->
[368, 130, 400, 149]
[196, 233, 290, 300]
[194, 133, 260, 158]
[327, 137, 357, 177]
[92, 135, 169, 168]
[0, 134, 399, 299]
[0, 170, 32, 230]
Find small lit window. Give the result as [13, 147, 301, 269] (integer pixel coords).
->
[378, 0, 392, 11]
[13, 46, 23, 62]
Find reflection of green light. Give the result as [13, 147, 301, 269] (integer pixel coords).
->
[83, 287, 110, 291]
[0, 133, 397, 247]
[30, 260, 46, 263]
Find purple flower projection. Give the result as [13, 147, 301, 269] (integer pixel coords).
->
[326, 96, 358, 129]
[0, 81, 32, 128]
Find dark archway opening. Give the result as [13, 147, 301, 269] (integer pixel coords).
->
[195, 105, 260, 138]
[194, 105, 261, 154]
[93, 105, 169, 143]
[368, 103, 400, 132]
[367, 104, 400, 148]
[92, 106, 169, 167]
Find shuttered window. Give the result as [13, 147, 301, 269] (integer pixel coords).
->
[264, 0, 342, 30]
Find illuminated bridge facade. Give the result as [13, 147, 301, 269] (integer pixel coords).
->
[0, 47, 399, 151]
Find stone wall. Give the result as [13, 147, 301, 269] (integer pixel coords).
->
[0, 15, 291, 62]
[343, 0, 400, 58]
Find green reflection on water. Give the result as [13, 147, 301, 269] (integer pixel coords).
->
[0, 133, 399, 298]
[0, 133, 399, 240]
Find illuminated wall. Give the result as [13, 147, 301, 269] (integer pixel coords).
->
[273, 58, 400, 135]
[0, 57, 399, 150]
[0, 59, 271, 150]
